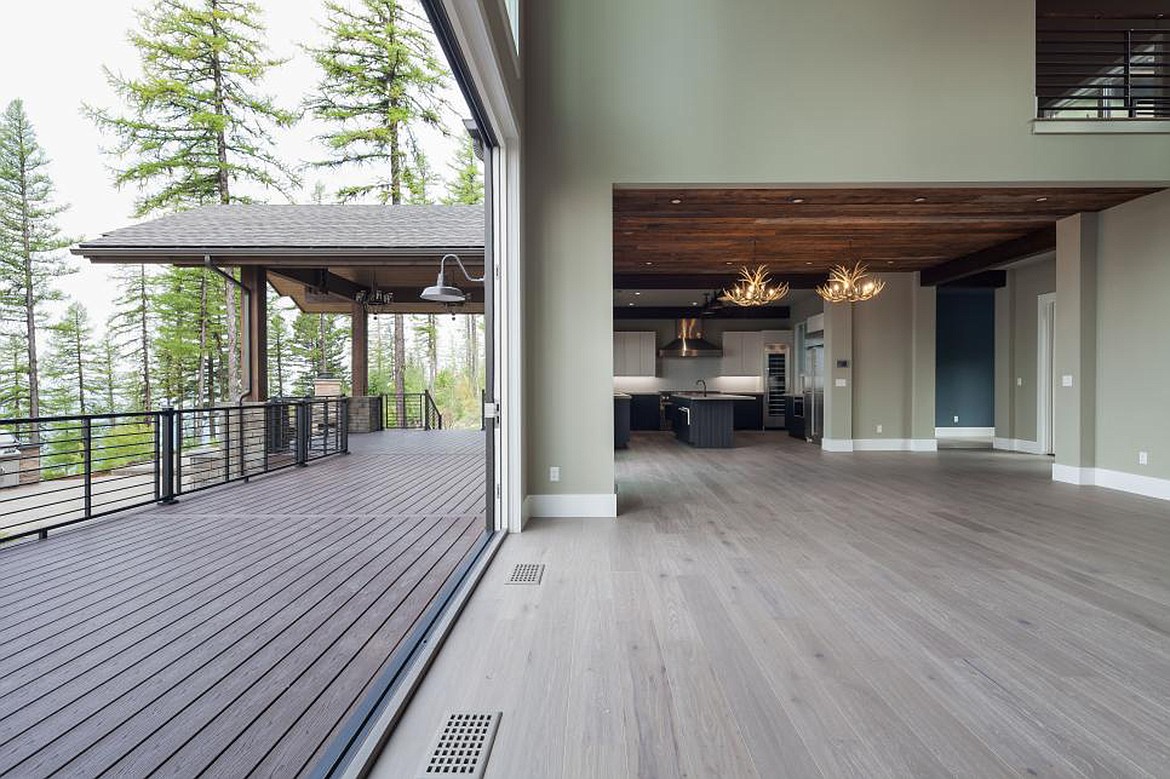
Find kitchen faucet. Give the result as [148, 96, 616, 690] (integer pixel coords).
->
[695, 379, 707, 396]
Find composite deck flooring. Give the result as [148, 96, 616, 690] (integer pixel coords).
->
[373, 431, 1170, 779]
[0, 429, 487, 779]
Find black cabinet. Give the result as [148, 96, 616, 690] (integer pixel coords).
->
[629, 394, 661, 431]
[785, 395, 805, 439]
[614, 396, 631, 448]
[732, 394, 764, 430]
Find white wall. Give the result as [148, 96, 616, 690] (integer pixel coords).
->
[523, 0, 1170, 503]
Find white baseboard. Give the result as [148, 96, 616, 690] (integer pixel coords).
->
[821, 438, 854, 452]
[994, 437, 1043, 455]
[853, 439, 938, 452]
[936, 427, 995, 439]
[1052, 465, 1170, 501]
[524, 493, 618, 519]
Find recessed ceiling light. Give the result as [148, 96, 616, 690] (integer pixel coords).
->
[628, 302, 635, 306]
[670, 198, 682, 204]
[634, 291, 641, 295]
[1036, 196, 1049, 203]
[692, 301, 699, 306]
[725, 261, 733, 266]
[805, 261, 813, 265]
[645, 261, 653, 266]
[887, 261, 895, 265]
[790, 197, 806, 204]
[913, 196, 927, 203]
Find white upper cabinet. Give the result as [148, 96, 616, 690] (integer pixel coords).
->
[613, 331, 656, 376]
[721, 331, 764, 376]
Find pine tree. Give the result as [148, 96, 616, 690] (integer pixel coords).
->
[43, 302, 97, 415]
[93, 335, 122, 414]
[290, 312, 349, 395]
[87, 0, 298, 401]
[0, 99, 75, 431]
[0, 332, 29, 418]
[267, 290, 295, 397]
[108, 265, 155, 410]
[442, 135, 484, 205]
[305, 0, 453, 413]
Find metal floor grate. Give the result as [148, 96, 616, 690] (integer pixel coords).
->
[419, 711, 501, 778]
[504, 562, 545, 585]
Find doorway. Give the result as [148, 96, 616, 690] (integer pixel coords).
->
[1037, 293, 1056, 456]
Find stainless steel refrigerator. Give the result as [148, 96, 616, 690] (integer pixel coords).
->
[802, 343, 824, 444]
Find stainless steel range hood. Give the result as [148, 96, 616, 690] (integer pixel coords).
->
[658, 318, 722, 358]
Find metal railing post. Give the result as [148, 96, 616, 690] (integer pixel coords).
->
[82, 418, 92, 519]
[159, 408, 177, 504]
[239, 406, 248, 482]
[341, 399, 349, 454]
[296, 400, 309, 466]
[423, 391, 431, 431]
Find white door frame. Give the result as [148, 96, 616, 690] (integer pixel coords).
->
[1037, 293, 1056, 456]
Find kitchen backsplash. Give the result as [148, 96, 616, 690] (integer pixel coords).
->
[613, 360, 764, 394]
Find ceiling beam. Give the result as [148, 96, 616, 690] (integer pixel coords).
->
[269, 267, 367, 300]
[615, 306, 791, 320]
[614, 273, 828, 290]
[939, 270, 1007, 289]
[919, 227, 1056, 287]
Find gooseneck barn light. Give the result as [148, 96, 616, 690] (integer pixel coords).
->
[420, 253, 484, 304]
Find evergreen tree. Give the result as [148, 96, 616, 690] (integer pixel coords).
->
[290, 312, 348, 395]
[108, 264, 155, 410]
[0, 332, 29, 418]
[442, 135, 484, 205]
[267, 290, 295, 397]
[87, 0, 298, 401]
[43, 302, 97, 415]
[93, 334, 122, 414]
[305, 0, 453, 411]
[0, 99, 75, 430]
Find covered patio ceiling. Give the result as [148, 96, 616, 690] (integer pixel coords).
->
[74, 203, 486, 315]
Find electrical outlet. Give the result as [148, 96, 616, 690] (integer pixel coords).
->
[876, 424, 883, 434]
[1062, 374, 1074, 387]
[1139, 451, 1149, 466]
[1017, 377, 1023, 387]
[549, 466, 560, 482]
[953, 415, 959, 424]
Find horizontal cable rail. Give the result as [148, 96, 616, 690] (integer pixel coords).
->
[382, 392, 443, 430]
[0, 397, 348, 544]
[1037, 22, 1169, 119]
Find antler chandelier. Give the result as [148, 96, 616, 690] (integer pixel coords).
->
[720, 265, 789, 307]
[816, 262, 885, 303]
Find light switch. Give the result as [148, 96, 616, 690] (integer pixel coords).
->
[1016, 377, 1023, 387]
[834, 378, 847, 388]
[1061, 374, 1074, 387]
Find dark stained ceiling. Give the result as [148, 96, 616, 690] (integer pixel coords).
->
[612, 186, 1160, 288]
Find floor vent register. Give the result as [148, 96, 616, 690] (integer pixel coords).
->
[504, 562, 545, 585]
[419, 711, 502, 778]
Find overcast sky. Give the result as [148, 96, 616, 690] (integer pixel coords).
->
[2, 1, 466, 330]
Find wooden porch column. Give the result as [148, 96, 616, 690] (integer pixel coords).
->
[351, 302, 369, 396]
[241, 266, 268, 402]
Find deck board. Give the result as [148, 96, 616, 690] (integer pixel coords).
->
[0, 430, 486, 779]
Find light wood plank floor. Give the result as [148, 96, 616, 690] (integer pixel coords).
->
[372, 431, 1170, 779]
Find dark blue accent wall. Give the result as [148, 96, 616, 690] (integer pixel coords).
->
[936, 288, 995, 428]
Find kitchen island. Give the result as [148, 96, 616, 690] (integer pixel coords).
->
[670, 392, 754, 448]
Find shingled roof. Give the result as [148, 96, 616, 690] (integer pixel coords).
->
[73, 204, 484, 259]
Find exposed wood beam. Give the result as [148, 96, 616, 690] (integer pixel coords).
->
[351, 302, 368, 397]
[241, 266, 268, 402]
[269, 267, 366, 301]
[614, 273, 828, 290]
[615, 306, 791, 320]
[919, 228, 1056, 287]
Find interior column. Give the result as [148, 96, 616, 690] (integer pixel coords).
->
[241, 266, 268, 402]
[822, 301, 853, 450]
[1053, 212, 1098, 483]
[909, 275, 937, 449]
[351, 302, 369, 397]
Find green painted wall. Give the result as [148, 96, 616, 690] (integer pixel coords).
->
[523, 0, 1170, 498]
[1095, 190, 1170, 481]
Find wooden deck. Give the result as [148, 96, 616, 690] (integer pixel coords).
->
[0, 429, 487, 779]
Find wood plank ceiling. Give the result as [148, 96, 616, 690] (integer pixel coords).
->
[613, 186, 1159, 286]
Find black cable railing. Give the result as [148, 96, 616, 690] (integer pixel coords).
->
[0, 397, 348, 544]
[382, 391, 443, 430]
[1037, 21, 1169, 119]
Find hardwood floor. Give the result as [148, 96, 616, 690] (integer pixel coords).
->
[372, 431, 1170, 779]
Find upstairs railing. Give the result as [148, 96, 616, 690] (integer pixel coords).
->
[0, 397, 347, 544]
[382, 391, 443, 431]
[1037, 21, 1168, 119]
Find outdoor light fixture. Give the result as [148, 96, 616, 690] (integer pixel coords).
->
[420, 253, 484, 304]
[816, 262, 886, 303]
